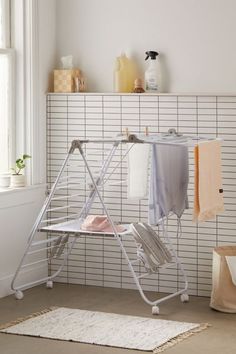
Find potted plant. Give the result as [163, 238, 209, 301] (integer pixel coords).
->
[10, 154, 31, 188]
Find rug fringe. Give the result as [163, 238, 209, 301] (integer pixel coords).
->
[153, 323, 210, 353]
[0, 307, 56, 331]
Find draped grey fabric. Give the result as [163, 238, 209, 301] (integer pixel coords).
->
[149, 144, 189, 225]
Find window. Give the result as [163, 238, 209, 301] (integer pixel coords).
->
[0, 0, 14, 174]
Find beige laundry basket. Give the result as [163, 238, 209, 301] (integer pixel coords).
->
[210, 246, 236, 313]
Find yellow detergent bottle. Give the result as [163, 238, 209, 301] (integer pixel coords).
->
[126, 55, 137, 92]
[114, 53, 137, 93]
[114, 56, 124, 92]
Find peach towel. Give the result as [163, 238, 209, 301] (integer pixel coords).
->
[193, 140, 224, 222]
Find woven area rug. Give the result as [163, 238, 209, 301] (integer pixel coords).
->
[0, 307, 208, 353]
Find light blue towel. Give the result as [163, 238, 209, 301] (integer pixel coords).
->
[148, 144, 189, 224]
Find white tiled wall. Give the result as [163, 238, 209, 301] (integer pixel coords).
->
[47, 93, 236, 297]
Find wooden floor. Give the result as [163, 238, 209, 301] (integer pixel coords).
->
[0, 284, 235, 354]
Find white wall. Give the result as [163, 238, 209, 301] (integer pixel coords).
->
[56, 0, 236, 93]
[0, 186, 45, 298]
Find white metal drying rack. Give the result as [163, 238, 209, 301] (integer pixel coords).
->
[11, 129, 221, 315]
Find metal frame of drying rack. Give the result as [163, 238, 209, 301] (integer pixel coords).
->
[11, 129, 221, 315]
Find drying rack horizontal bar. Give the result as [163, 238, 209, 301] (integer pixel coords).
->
[51, 193, 81, 201]
[71, 133, 222, 148]
[40, 214, 78, 224]
[31, 236, 61, 247]
[47, 205, 72, 212]
[27, 241, 74, 256]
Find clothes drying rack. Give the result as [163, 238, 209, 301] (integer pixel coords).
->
[11, 129, 221, 314]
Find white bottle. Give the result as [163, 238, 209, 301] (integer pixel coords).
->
[145, 51, 159, 92]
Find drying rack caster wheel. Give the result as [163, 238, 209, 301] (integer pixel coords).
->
[15, 290, 24, 300]
[46, 280, 53, 289]
[152, 306, 160, 315]
[180, 293, 189, 303]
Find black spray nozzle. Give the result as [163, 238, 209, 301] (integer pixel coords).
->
[145, 51, 159, 60]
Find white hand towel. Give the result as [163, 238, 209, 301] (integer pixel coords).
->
[226, 256, 236, 286]
[127, 143, 150, 199]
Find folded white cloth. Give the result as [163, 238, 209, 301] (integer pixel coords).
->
[226, 256, 236, 286]
[127, 143, 150, 199]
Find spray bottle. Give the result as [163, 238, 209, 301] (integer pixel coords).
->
[144, 51, 159, 92]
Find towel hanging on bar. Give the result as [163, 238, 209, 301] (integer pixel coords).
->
[127, 143, 150, 199]
[148, 144, 189, 224]
[193, 140, 224, 222]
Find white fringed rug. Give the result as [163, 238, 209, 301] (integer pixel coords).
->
[0, 307, 208, 353]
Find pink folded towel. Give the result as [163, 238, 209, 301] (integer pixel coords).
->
[81, 215, 126, 233]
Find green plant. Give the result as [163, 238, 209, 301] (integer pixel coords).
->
[11, 154, 31, 175]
